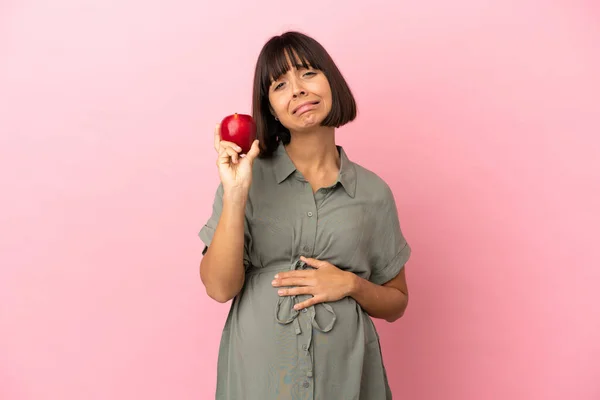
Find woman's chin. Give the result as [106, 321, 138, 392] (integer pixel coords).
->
[295, 113, 325, 129]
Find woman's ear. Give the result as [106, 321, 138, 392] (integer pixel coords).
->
[269, 105, 278, 121]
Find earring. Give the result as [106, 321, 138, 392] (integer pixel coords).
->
[275, 117, 279, 121]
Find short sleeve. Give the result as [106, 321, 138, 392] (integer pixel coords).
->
[198, 183, 252, 268]
[368, 185, 412, 285]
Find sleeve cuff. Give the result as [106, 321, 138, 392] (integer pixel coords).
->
[370, 242, 411, 285]
[199, 225, 215, 249]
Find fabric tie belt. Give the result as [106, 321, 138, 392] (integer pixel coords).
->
[246, 260, 337, 378]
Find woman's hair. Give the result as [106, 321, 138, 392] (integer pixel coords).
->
[252, 31, 357, 158]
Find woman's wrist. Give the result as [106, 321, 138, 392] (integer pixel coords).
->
[223, 186, 249, 206]
[345, 271, 360, 297]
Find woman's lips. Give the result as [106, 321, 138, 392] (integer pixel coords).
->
[293, 101, 319, 115]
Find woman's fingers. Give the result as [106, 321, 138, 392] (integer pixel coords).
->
[217, 146, 239, 165]
[219, 141, 242, 153]
[214, 125, 241, 152]
[213, 123, 251, 168]
[244, 140, 260, 162]
[216, 147, 228, 165]
[277, 286, 313, 297]
[225, 147, 239, 164]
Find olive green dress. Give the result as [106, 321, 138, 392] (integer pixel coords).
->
[199, 142, 411, 399]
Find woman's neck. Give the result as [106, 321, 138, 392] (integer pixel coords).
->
[284, 127, 340, 177]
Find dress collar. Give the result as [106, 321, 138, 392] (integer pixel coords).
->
[272, 141, 356, 198]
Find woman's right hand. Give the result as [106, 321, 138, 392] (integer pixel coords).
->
[214, 123, 260, 195]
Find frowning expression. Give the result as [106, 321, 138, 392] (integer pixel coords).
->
[268, 59, 333, 132]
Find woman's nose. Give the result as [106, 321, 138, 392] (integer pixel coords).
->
[292, 82, 307, 97]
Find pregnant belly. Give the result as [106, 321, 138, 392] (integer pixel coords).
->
[231, 267, 376, 357]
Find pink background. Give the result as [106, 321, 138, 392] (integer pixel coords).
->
[1, 1, 599, 399]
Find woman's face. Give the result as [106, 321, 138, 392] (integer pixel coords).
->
[267, 61, 332, 133]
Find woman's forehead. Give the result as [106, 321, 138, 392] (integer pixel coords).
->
[269, 54, 313, 79]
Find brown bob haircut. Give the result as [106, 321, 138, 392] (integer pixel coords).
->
[252, 31, 357, 158]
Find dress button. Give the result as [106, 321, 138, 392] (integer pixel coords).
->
[303, 381, 310, 388]
[302, 344, 308, 350]
[301, 308, 308, 313]
[303, 245, 310, 252]
[307, 211, 313, 217]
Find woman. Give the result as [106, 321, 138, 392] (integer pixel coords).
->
[199, 31, 412, 399]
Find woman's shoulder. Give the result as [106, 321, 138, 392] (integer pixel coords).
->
[351, 160, 397, 202]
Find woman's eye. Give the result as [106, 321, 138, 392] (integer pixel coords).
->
[274, 82, 284, 90]
[304, 71, 316, 77]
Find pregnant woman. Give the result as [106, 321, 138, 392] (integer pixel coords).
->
[199, 31, 412, 400]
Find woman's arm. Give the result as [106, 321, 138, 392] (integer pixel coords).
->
[272, 257, 409, 322]
[348, 268, 409, 322]
[200, 188, 248, 303]
[200, 131, 260, 303]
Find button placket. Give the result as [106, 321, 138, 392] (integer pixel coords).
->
[302, 208, 316, 255]
[297, 299, 313, 389]
[295, 184, 320, 392]
[303, 204, 318, 258]
[274, 259, 336, 396]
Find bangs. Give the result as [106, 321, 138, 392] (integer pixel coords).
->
[258, 39, 325, 96]
[251, 31, 357, 158]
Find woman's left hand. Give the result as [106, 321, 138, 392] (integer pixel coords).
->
[271, 256, 356, 311]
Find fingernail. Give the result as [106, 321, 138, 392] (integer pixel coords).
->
[271, 280, 276, 285]
[274, 274, 279, 278]
[277, 290, 283, 295]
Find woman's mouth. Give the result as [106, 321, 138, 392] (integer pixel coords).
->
[293, 101, 320, 115]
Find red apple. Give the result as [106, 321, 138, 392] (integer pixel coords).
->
[219, 113, 256, 155]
